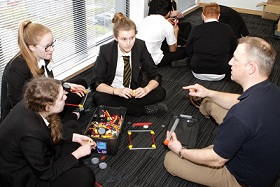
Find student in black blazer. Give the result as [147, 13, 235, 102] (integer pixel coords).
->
[90, 12, 167, 117]
[0, 77, 96, 187]
[1, 20, 87, 131]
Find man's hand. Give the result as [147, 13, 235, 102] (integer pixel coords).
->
[166, 131, 183, 156]
[183, 83, 209, 98]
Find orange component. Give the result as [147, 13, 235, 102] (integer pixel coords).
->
[100, 156, 106, 161]
[163, 139, 169, 146]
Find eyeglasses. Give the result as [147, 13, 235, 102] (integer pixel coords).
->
[36, 39, 56, 52]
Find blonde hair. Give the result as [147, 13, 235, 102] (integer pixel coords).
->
[23, 77, 62, 143]
[238, 37, 276, 77]
[18, 20, 52, 77]
[203, 2, 220, 19]
[112, 12, 137, 38]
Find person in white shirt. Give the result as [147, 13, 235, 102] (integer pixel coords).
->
[137, 0, 190, 67]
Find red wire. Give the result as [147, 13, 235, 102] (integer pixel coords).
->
[128, 134, 132, 145]
[95, 182, 103, 187]
[65, 103, 79, 107]
[151, 134, 155, 144]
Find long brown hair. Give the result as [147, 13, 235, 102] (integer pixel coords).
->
[17, 20, 52, 77]
[23, 77, 62, 143]
[112, 12, 137, 38]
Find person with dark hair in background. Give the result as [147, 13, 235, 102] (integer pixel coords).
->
[148, 0, 184, 19]
[138, 0, 191, 67]
[90, 12, 167, 117]
[1, 20, 87, 134]
[164, 36, 280, 187]
[185, 3, 237, 81]
[0, 77, 96, 187]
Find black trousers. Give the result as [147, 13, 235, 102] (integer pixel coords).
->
[92, 86, 166, 116]
[39, 142, 95, 187]
[62, 120, 83, 139]
[159, 46, 187, 67]
[60, 78, 88, 122]
[177, 20, 192, 45]
[158, 21, 191, 67]
[59, 78, 88, 137]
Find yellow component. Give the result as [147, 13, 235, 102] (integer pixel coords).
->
[102, 135, 113, 139]
[128, 131, 132, 135]
[132, 90, 136, 96]
[129, 145, 133, 149]
[152, 144, 156, 148]
[107, 130, 112, 134]
[83, 89, 88, 94]
[151, 131, 155, 134]
[78, 104, 83, 108]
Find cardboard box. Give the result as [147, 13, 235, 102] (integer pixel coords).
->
[262, 12, 279, 20]
[257, 0, 280, 20]
[84, 105, 126, 155]
[268, 0, 280, 5]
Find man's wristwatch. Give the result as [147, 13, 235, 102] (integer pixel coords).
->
[178, 147, 186, 159]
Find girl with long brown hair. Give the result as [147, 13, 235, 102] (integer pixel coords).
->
[0, 77, 96, 187]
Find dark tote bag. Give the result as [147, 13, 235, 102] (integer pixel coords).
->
[166, 115, 199, 148]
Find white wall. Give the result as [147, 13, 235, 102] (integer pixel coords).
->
[130, 0, 149, 27]
[199, 0, 264, 11]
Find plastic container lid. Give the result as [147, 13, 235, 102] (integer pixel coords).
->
[91, 157, 99, 164]
[99, 162, 107, 169]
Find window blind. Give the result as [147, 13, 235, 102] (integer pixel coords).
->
[0, 0, 127, 117]
[177, 0, 197, 13]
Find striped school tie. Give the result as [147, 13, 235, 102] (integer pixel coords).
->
[123, 56, 131, 88]
[40, 65, 54, 78]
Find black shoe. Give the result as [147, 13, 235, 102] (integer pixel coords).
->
[171, 57, 190, 68]
[145, 103, 168, 116]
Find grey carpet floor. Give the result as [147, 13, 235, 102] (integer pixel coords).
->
[76, 9, 280, 187]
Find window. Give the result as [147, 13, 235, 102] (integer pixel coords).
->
[0, 0, 127, 80]
[177, 0, 197, 13]
[0, 0, 129, 116]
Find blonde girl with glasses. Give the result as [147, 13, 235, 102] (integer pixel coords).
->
[1, 20, 87, 137]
